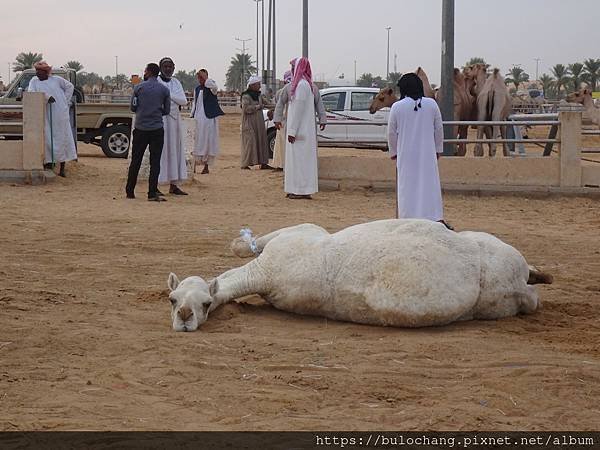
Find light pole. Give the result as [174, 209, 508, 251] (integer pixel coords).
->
[534, 58, 541, 80]
[440, 0, 455, 156]
[354, 60, 357, 85]
[7, 62, 11, 84]
[253, 0, 261, 75]
[236, 37, 252, 91]
[385, 26, 391, 80]
[115, 55, 118, 89]
[302, 0, 308, 57]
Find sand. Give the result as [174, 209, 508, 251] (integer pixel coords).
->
[0, 114, 599, 431]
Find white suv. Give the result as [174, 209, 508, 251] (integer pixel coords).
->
[265, 87, 389, 156]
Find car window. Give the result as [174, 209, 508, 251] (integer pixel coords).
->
[351, 92, 376, 111]
[8, 73, 35, 98]
[321, 92, 346, 111]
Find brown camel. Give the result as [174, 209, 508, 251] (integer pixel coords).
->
[566, 88, 600, 128]
[368, 87, 398, 114]
[473, 68, 512, 157]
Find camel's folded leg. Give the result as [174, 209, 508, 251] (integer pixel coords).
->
[230, 224, 327, 258]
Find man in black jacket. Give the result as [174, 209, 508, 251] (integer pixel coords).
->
[126, 63, 171, 201]
[190, 69, 224, 175]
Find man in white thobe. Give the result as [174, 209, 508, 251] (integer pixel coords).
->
[27, 61, 77, 177]
[387, 73, 451, 228]
[284, 57, 319, 199]
[157, 57, 188, 195]
[190, 69, 224, 175]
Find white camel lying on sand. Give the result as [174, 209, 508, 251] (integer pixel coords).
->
[167, 219, 552, 332]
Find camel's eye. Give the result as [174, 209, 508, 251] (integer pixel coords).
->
[169, 297, 177, 306]
[203, 301, 212, 309]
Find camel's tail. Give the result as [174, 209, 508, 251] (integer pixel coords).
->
[528, 266, 554, 285]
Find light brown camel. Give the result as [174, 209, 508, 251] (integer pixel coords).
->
[566, 88, 600, 128]
[473, 68, 512, 157]
[368, 67, 436, 114]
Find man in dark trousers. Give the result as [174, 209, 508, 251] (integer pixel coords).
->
[126, 63, 171, 201]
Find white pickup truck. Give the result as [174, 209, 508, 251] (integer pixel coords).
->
[265, 86, 389, 156]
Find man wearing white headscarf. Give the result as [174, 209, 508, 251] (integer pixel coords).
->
[27, 61, 77, 177]
[240, 76, 272, 169]
[271, 70, 293, 170]
[156, 57, 188, 195]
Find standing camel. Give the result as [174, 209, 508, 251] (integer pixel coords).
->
[472, 68, 512, 157]
[566, 88, 600, 128]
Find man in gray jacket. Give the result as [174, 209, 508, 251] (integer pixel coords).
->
[126, 63, 171, 201]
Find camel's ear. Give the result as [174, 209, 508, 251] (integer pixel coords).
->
[168, 273, 180, 291]
[386, 87, 394, 95]
[209, 278, 219, 297]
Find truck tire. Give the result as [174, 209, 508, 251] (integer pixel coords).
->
[267, 128, 277, 159]
[101, 125, 131, 158]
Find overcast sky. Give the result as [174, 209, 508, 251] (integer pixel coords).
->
[2, 0, 599, 87]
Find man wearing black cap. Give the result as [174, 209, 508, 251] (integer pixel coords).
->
[387, 73, 452, 229]
[126, 63, 171, 202]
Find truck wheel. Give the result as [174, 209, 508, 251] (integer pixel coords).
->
[267, 128, 277, 159]
[101, 125, 130, 158]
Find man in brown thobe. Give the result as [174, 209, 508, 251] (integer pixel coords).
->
[240, 76, 272, 170]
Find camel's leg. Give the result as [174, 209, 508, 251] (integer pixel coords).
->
[231, 224, 327, 258]
[457, 125, 468, 156]
[474, 125, 485, 157]
[209, 259, 270, 307]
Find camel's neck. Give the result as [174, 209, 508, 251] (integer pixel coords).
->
[211, 260, 269, 306]
[582, 95, 597, 111]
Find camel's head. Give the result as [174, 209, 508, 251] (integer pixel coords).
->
[369, 87, 397, 114]
[167, 273, 213, 332]
[566, 88, 592, 104]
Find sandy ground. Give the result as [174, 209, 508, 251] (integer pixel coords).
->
[1, 114, 599, 431]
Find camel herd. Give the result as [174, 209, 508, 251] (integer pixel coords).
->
[370, 64, 513, 156]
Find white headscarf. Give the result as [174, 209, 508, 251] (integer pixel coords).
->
[247, 75, 261, 87]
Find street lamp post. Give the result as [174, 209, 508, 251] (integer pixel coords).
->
[235, 37, 252, 91]
[354, 60, 357, 85]
[253, 0, 261, 75]
[8, 63, 11, 84]
[534, 58, 541, 80]
[302, 0, 308, 57]
[115, 56, 119, 89]
[385, 26, 391, 80]
[440, 0, 455, 156]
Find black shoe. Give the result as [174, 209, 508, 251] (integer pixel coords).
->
[156, 189, 165, 197]
[44, 163, 53, 170]
[126, 192, 135, 199]
[169, 186, 188, 195]
[439, 220, 455, 231]
[148, 195, 166, 202]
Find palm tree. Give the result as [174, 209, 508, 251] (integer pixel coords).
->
[175, 69, 198, 92]
[539, 73, 555, 99]
[357, 73, 384, 88]
[582, 58, 600, 91]
[225, 53, 256, 92]
[463, 57, 486, 68]
[13, 52, 43, 72]
[64, 61, 84, 73]
[77, 72, 103, 88]
[568, 63, 584, 92]
[505, 66, 530, 91]
[387, 72, 402, 87]
[551, 64, 570, 99]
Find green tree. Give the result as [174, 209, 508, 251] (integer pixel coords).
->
[568, 62, 584, 92]
[78, 72, 103, 87]
[551, 64, 570, 99]
[357, 73, 385, 88]
[175, 69, 198, 92]
[64, 60, 84, 72]
[387, 71, 402, 87]
[539, 73, 555, 99]
[225, 53, 256, 92]
[13, 52, 43, 72]
[505, 65, 530, 91]
[463, 57, 486, 68]
[582, 58, 600, 91]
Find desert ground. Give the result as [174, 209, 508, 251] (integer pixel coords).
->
[1, 114, 599, 431]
